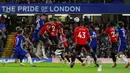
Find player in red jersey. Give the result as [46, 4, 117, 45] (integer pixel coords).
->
[47, 19, 62, 55]
[39, 18, 62, 56]
[103, 22, 118, 67]
[70, 21, 99, 68]
[59, 28, 70, 63]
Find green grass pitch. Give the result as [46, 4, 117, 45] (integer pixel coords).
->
[0, 63, 130, 73]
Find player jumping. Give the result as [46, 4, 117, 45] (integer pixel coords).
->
[59, 28, 70, 63]
[33, 14, 48, 60]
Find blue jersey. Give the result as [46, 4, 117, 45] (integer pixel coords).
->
[35, 18, 44, 33]
[118, 28, 127, 52]
[15, 35, 25, 48]
[33, 18, 44, 42]
[90, 31, 97, 52]
[14, 34, 28, 58]
[118, 28, 126, 41]
[90, 31, 97, 45]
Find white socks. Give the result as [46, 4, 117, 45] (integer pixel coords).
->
[86, 56, 91, 66]
[28, 57, 33, 65]
[120, 55, 128, 65]
[42, 46, 47, 58]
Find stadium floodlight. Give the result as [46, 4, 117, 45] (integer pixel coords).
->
[17, 14, 35, 16]
[83, 14, 102, 16]
[122, 14, 130, 16]
[83, 14, 102, 19]
[54, 14, 68, 17]
[0, 14, 7, 18]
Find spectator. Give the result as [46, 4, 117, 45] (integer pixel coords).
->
[1, 27, 8, 48]
[0, 30, 3, 55]
[0, 27, 7, 55]
[45, 0, 53, 3]
[0, 15, 6, 24]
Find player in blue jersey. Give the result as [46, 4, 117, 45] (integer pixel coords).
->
[7, 29, 36, 67]
[90, 25, 97, 53]
[33, 14, 48, 60]
[117, 21, 130, 68]
[85, 24, 98, 67]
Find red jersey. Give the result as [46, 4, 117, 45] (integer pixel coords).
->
[39, 22, 51, 35]
[104, 27, 117, 42]
[13, 32, 18, 46]
[60, 33, 68, 48]
[39, 21, 62, 36]
[74, 26, 90, 45]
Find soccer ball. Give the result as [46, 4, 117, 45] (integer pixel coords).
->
[74, 17, 80, 22]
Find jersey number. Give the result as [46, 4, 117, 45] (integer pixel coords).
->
[16, 37, 19, 45]
[52, 26, 55, 31]
[122, 30, 126, 37]
[111, 31, 116, 37]
[78, 32, 86, 38]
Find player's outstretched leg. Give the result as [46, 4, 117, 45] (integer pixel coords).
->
[26, 53, 36, 67]
[91, 52, 99, 67]
[65, 55, 70, 63]
[118, 52, 130, 68]
[70, 54, 76, 68]
[77, 55, 85, 66]
[86, 56, 91, 67]
[19, 56, 25, 66]
[41, 46, 48, 60]
[121, 55, 130, 68]
[60, 54, 67, 63]
[111, 51, 117, 68]
[40, 41, 48, 60]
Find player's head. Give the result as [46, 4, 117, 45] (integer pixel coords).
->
[90, 23, 95, 31]
[41, 14, 48, 20]
[49, 18, 55, 25]
[107, 22, 115, 27]
[79, 21, 85, 26]
[16, 26, 21, 32]
[117, 21, 124, 28]
[17, 29, 24, 35]
[53, 18, 57, 22]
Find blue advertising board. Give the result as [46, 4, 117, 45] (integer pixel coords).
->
[0, 24, 6, 30]
[0, 4, 130, 14]
[0, 58, 52, 63]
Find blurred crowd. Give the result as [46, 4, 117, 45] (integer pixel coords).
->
[1, 15, 130, 58]
[10, 16, 130, 58]
[0, 0, 125, 4]
[0, 15, 8, 55]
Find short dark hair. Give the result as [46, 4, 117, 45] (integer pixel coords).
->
[49, 18, 53, 21]
[79, 21, 85, 26]
[118, 21, 124, 28]
[41, 14, 47, 17]
[53, 18, 57, 21]
[107, 22, 115, 27]
[17, 29, 23, 34]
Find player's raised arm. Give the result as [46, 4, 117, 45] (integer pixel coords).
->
[73, 27, 78, 44]
[86, 28, 91, 40]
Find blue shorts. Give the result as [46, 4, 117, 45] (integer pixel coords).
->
[118, 40, 127, 52]
[90, 43, 97, 53]
[33, 32, 39, 43]
[13, 47, 28, 58]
